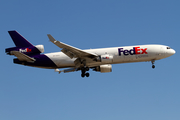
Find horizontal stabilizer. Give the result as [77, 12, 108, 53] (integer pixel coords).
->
[11, 51, 36, 62]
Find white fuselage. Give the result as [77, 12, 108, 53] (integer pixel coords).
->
[7, 31, 176, 77]
[45, 44, 175, 69]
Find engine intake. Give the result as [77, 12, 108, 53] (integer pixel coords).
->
[35, 45, 44, 53]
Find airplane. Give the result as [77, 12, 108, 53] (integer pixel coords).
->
[5, 30, 176, 77]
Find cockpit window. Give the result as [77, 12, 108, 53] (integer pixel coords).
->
[167, 47, 171, 49]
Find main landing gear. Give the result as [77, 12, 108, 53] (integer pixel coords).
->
[151, 60, 155, 69]
[81, 67, 90, 78]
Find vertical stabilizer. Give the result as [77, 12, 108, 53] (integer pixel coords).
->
[8, 30, 33, 47]
[6, 30, 44, 55]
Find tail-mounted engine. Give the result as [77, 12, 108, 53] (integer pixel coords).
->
[6, 45, 44, 55]
[93, 64, 112, 73]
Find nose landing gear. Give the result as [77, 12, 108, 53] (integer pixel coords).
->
[151, 60, 155, 69]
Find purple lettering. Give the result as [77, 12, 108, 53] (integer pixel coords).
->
[118, 47, 148, 56]
[123, 50, 129, 56]
[118, 48, 124, 56]
[129, 47, 135, 55]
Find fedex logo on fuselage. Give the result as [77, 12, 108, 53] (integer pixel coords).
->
[118, 47, 147, 56]
[102, 57, 109, 59]
[19, 48, 32, 53]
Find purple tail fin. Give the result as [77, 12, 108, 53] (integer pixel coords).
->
[8, 31, 33, 47]
[6, 31, 44, 55]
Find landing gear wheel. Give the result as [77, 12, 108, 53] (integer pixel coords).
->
[85, 73, 90, 77]
[81, 66, 90, 77]
[81, 74, 85, 78]
[152, 65, 155, 69]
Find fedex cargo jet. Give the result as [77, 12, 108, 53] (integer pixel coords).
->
[5, 31, 175, 77]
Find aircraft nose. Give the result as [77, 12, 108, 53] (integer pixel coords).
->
[169, 49, 176, 56]
[172, 49, 176, 55]
[164, 48, 176, 58]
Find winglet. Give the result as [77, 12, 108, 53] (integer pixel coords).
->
[47, 34, 57, 43]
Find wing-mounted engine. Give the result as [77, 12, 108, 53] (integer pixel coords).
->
[6, 45, 44, 55]
[95, 54, 113, 63]
[93, 64, 112, 73]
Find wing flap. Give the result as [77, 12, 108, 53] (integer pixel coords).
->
[11, 51, 36, 62]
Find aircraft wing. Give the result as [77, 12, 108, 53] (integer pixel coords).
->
[47, 34, 98, 59]
[11, 51, 35, 62]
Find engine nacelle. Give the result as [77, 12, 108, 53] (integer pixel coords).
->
[93, 64, 112, 73]
[6, 45, 44, 55]
[35, 45, 44, 53]
[95, 54, 113, 63]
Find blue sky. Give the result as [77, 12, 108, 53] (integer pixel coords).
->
[0, 0, 180, 120]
